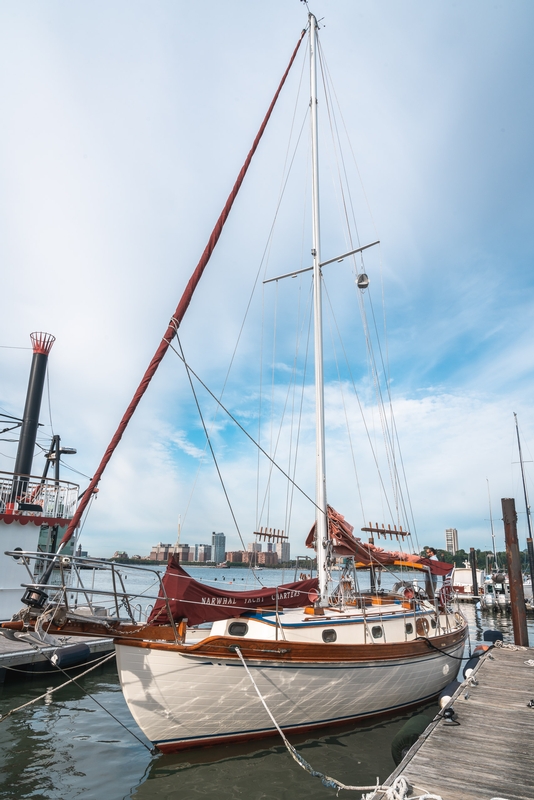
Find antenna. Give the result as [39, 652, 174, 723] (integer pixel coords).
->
[486, 478, 497, 564]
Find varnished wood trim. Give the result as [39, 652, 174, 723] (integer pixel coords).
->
[116, 625, 467, 663]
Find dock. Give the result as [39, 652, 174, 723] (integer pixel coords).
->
[0, 632, 114, 682]
[374, 644, 534, 800]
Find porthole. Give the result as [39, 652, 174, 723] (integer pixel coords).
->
[228, 621, 248, 637]
[405, 623, 413, 635]
[12, 547, 23, 561]
[371, 625, 383, 639]
[430, 618, 437, 629]
[322, 629, 337, 643]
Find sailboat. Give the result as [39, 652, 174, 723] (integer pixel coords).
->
[3, 14, 467, 752]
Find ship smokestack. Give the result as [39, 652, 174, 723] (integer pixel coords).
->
[13, 332, 55, 489]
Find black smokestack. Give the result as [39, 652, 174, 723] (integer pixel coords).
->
[13, 332, 55, 488]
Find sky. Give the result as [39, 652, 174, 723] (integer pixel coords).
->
[1, 1, 534, 559]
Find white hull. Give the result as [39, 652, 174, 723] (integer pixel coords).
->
[116, 637, 464, 750]
[0, 470, 79, 621]
[0, 519, 44, 621]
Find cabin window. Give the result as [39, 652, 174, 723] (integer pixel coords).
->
[405, 623, 413, 635]
[228, 622, 248, 637]
[371, 626, 383, 639]
[430, 618, 437, 629]
[322, 629, 337, 643]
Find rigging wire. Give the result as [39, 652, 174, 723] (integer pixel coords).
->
[367, 291, 419, 546]
[257, 280, 314, 534]
[45, 365, 55, 437]
[321, 280, 397, 527]
[286, 302, 313, 540]
[175, 334, 248, 554]
[316, 38, 418, 548]
[322, 284, 366, 524]
[168, 341, 319, 513]
[178, 61, 311, 545]
[317, 38, 381, 244]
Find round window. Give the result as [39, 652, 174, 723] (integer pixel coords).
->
[322, 629, 337, 643]
[371, 626, 383, 638]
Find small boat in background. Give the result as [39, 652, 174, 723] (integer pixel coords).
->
[451, 563, 484, 602]
[480, 571, 510, 610]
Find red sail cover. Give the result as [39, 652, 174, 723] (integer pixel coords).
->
[147, 556, 319, 626]
[306, 506, 452, 575]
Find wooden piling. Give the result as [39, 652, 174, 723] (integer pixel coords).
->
[502, 497, 529, 646]
[469, 547, 479, 597]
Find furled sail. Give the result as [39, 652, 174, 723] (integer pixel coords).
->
[148, 556, 318, 626]
[306, 506, 452, 575]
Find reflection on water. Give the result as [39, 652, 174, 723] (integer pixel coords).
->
[0, 603, 532, 800]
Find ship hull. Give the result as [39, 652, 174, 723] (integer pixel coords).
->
[115, 630, 466, 752]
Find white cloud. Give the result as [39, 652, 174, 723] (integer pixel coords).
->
[1, 1, 533, 559]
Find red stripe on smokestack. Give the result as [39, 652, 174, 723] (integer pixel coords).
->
[30, 332, 56, 356]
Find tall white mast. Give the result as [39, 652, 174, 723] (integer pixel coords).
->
[309, 13, 328, 603]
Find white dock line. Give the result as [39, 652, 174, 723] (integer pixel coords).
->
[234, 646, 443, 799]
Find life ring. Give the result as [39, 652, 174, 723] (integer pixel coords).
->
[416, 617, 430, 637]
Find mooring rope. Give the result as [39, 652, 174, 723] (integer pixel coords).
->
[0, 652, 117, 722]
[234, 646, 441, 797]
[0, 649, 157, 754]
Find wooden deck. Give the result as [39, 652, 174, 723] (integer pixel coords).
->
[0, 631, 114, 681]
[375, 644, 534, 800]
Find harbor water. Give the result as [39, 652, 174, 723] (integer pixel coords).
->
[1, 566, 533, 800]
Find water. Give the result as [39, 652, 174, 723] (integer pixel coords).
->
[1, 568, 533, 800]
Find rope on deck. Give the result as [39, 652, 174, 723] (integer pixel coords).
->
[234, 646, 443, 798]
[362, 776, 444, 799]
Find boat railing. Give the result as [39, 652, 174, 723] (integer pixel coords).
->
[5, 550, 171, 626]
[0, 470, 79, 519]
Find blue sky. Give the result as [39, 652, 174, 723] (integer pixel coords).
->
[1, 1, 534, 558]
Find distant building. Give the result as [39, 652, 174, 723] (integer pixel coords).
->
[195, 544, 212, 562]
[111, 550, 128, 560]
[247, 542, 262, 552]
[445, 528, 458, 555]
[276, 541, 291, 563]
[257, 551, 278, 566]
[177, 544, 194, 562]
[148, 543, 176, 562]
[212, 532, 226, 563]
[226, 551, 246, 563]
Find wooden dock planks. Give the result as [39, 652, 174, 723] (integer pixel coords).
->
[376, 645, 534, 800]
